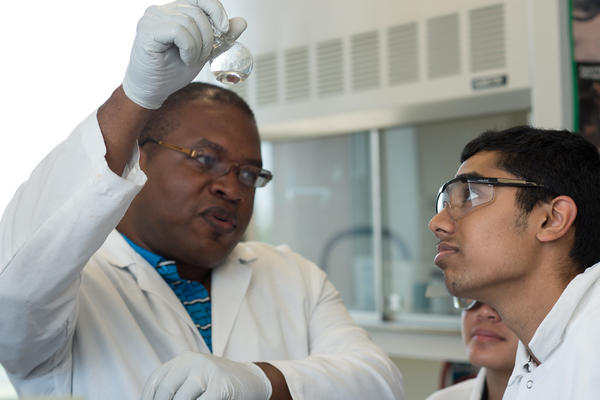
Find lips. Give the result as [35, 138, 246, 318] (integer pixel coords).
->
[434, 242, 459, 265]
[471, 328, 505, 342]
[201, 206, 238, 234]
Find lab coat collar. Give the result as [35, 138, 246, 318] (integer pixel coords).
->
[100, 230, 258, 270]
[99, 229, 140, 269]
[527, 262, 600, 363]
[211, 242, 256, 356]
[99, 230, 257, 356]
[100, 230, 200, 336]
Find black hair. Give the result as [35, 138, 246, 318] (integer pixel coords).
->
[139, 82, 255, 151]
[461, 125, 600, 273]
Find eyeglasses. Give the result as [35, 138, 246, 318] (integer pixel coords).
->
[142, 138, 273, 188]
[435, 176, 546, 220]
[452, 297, 481, 311]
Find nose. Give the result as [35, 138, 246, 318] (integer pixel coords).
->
[428, 208, 455, 238]
[474, 303, 501, 322]
[210, 166, 244, 202]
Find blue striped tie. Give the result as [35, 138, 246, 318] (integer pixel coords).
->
[155, 260, 212, 352]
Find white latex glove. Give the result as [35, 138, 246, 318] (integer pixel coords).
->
[141, 351, 273, 400]
[123, 0, 247, 109]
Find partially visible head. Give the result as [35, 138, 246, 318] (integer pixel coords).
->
[459, 126, 600, 273]
[461, 301, 518, 372]
[573, 0, 600, 62]
[119, 82, 262, 270]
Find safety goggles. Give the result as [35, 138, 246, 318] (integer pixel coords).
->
[452, 297, 481, 311]
[435, 176, 546, 220]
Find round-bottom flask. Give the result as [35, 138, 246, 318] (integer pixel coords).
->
[209, 42, 254, 85]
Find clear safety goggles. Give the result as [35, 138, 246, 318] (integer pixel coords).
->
[452, 297, 481, 311]
[435, 176, 546, 220]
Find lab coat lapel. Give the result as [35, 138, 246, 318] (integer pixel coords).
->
[100, 231, 203, 339]
[211, 243, 256, 356]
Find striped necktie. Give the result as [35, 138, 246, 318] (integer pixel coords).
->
[155, 260, 212, 352]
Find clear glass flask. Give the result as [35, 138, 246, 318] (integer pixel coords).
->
[209, 31, 253, 85]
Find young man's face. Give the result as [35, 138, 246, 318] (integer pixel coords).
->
[429, 151, 540, 300]
[127, 99, 262, 270]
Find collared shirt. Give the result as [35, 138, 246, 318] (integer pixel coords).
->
[503, 262, 600, 399]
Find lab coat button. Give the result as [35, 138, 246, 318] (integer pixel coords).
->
[526, 380, 533, 389]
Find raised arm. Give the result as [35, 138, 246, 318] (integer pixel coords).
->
[98, 86, 152, 176]
[101, 0, 249, 175]
[0, 0, 245, 379]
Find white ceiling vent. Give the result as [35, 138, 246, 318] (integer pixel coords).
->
[255, 53, 278, 106]
[317, 38, 345, 97]
[469, 4, 505, 73]
[285, 46, 310, 102]
[387, 22, 419, 85]
[351, 30, 380, 91]
[427, 13, 460, 79]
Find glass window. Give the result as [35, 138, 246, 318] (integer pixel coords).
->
[251, 131, 376, 311]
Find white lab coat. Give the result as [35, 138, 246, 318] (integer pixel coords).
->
[503, 262, 600, 399]
[425, 369, 486, 400]
[0, 111, 404, 400]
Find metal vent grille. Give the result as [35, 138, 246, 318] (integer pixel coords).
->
[427, 13, 460, 79]
[255, 53, 278, 106]
[285, 46, 310, 102]
[388, 22, 418, 85]
[470, 4, 505, 72]
[351, 30, 380, 91]
[317, 38, 344, 97]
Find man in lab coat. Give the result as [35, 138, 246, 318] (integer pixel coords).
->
[429, 126, 600, 398]
[0, 1, 404, 399]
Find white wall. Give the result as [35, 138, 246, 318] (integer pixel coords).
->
[0, 1, 158, 212]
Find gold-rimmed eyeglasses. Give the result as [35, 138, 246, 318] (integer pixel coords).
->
[142, 138, 273, 188]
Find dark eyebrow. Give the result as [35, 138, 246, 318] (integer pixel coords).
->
[190, 138, 263, 168]
[190, 138, 225, 152]
[455, 172, 484, 180]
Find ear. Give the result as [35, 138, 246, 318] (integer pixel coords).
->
[536, 196, 577, 243]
